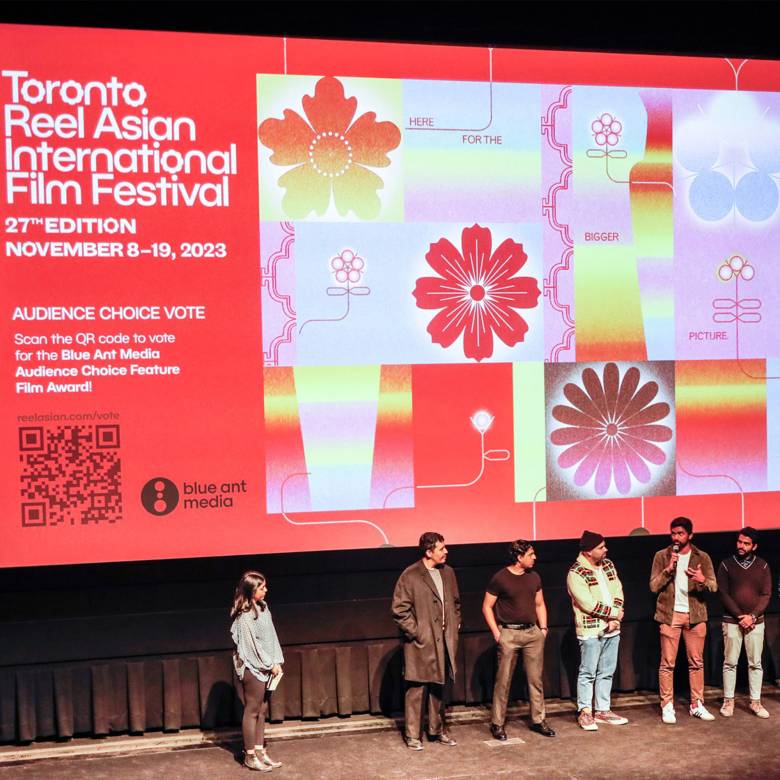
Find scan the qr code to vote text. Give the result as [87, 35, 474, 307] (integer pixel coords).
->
[19, 425, 122, 527]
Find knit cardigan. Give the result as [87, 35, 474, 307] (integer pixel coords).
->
[566, 554, 625, 638]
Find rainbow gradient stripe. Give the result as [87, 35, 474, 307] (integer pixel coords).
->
[264, 367, 310, 513]
[632, 91, 674, 360]
[264, 365, 415, 513]
[675, 360, 767, 495]
[370, 365, 415, 508]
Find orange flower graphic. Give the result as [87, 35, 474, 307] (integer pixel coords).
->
[259, 77, 401, 219]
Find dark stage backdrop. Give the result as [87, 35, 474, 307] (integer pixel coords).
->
[1, 530, 778, 743]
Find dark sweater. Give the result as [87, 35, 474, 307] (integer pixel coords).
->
[716, 555, 772, 624]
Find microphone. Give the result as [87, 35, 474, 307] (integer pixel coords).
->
[671, 542, 680, 570]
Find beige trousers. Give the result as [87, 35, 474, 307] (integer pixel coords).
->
[722, 621, 765, 700]
[491, 626, 546, 726]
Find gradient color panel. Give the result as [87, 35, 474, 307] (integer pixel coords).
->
[673, 90, 780, 363]
[676, 360, 767, 495]
[632, 91, 674, 360]
[370, 365, 415, 508]
[575, 244, 647, 361]
[402, 81, 541, 223]
[296, 365, 380, 511]
[513, 362, 547, 502]
[264, 367, 310, 513]
[765, 359, 780, 491]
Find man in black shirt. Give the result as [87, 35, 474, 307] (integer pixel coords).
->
[482, 539, 555, 740]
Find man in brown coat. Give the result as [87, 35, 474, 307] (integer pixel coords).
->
[392, 531, 461, 750]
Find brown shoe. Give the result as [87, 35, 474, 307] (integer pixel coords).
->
[429, 731, 457, 746]
[720, 698, 734, 717]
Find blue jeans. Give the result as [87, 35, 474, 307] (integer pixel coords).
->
[577, 634, 620, 712]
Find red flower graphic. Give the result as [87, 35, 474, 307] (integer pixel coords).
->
[550, 363, 673, 496]
[258, 77, 401, 219]
[413, 224, 541, 361]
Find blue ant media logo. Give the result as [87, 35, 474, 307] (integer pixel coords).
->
[141, 477, 180, 516]
[141, 476, 248, 515]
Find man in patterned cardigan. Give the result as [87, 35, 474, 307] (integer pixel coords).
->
[566, 530, 628, 731]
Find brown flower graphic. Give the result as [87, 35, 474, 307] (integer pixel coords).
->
[550, 363, 673, 495]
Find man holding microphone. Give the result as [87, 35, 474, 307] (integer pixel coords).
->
[649, 517, 717, 724]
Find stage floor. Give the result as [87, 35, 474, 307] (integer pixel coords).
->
[1, 694, 778, 779]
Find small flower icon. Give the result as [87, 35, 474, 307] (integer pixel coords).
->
[717, 254, 754, 282]
[591, 113, 623, 147]
[331, 249, 365, 284]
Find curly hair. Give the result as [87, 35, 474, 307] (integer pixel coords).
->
[508, 539, 533, 563]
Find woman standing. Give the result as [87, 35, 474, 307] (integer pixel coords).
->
[230, 571, 284, 772]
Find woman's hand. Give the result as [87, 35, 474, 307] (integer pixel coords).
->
[271, 664, 282, 677]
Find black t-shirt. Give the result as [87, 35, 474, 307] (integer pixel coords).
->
[487, 568, 541, 624]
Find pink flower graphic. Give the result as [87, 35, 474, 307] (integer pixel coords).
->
[412, 224, 541, 362]
[550, 363, 673, 495]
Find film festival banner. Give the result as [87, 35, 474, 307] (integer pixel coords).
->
[2, 24, 780, 567]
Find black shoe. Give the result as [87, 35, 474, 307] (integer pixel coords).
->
[489, 723, 507, 741]
[429, 732, 457, 746]
[529, 720, 556, 737]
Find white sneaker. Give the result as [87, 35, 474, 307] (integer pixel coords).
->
[661, 702, 676, 724]
[750, 700, 770, 719]
[689, 700, 715, 721]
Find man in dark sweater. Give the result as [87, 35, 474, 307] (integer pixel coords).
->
[717, 526, 772, 719]
[482, 539, 554, 740]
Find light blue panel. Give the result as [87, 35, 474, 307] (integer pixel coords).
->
[298, 401, 378, 511]
[403, 80, 541, 151]
[294, 222, 545, 365]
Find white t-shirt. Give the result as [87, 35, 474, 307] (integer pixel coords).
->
[673, 551, 692, 613]
[593, 565, 620, 637]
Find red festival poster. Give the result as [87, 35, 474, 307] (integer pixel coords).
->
[2, 24, 780, 568]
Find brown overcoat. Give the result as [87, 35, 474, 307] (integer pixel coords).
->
[391, 560, 461, 684]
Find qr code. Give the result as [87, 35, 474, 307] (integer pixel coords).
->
[19, 425, 122, 527]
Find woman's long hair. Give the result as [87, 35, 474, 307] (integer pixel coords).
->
[230, 570, 266, 620]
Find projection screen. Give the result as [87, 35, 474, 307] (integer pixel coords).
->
[2, 24, 780, 567]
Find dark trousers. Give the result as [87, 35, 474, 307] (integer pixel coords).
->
[404, 681, 445, 740]
[237, 670, 269, 752]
